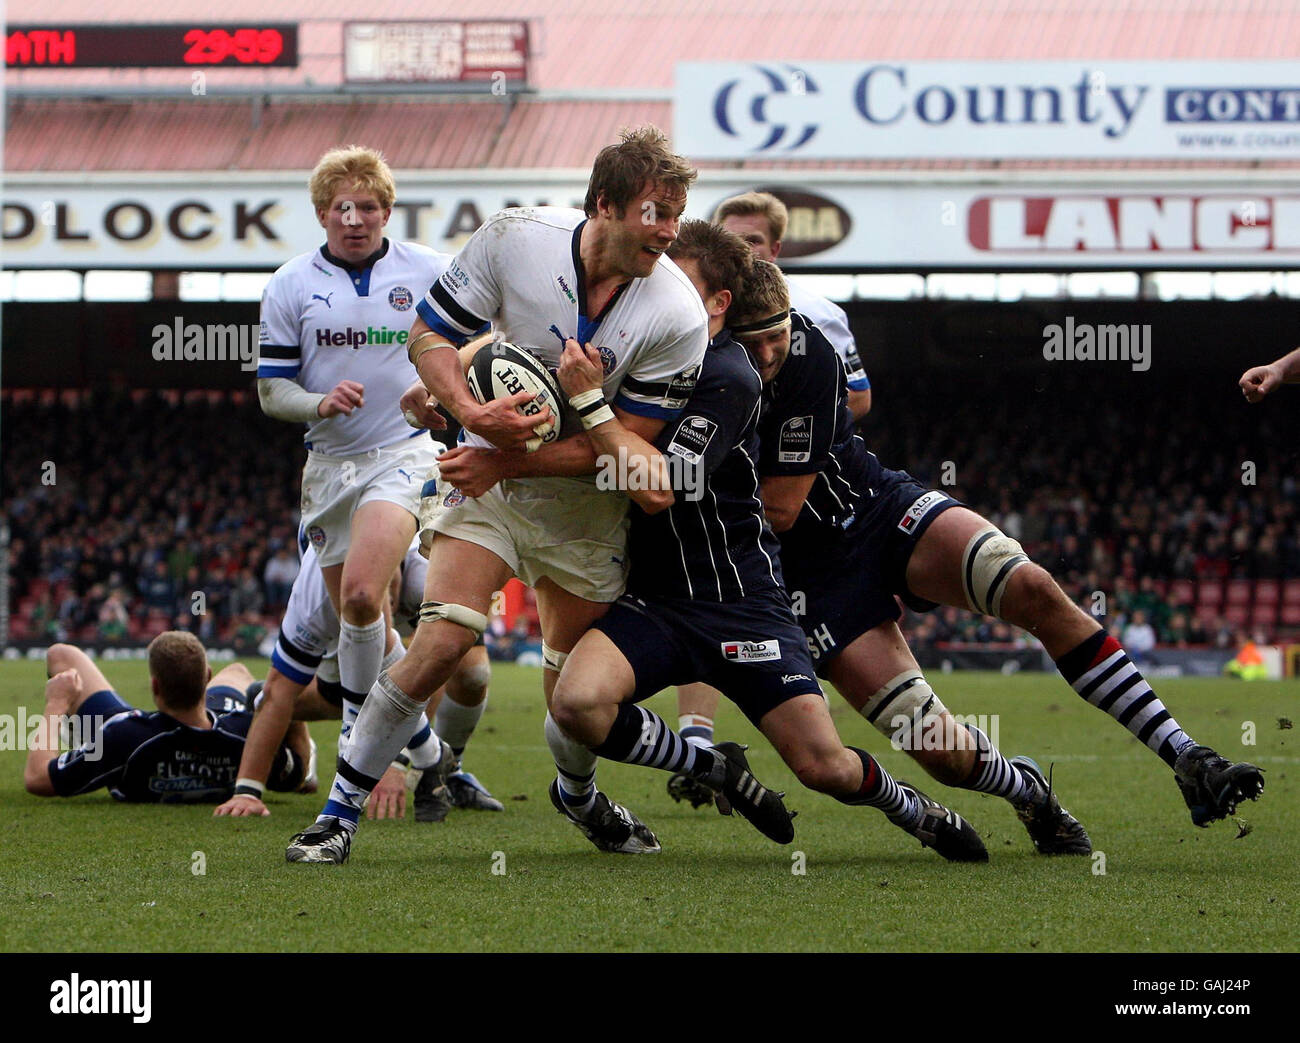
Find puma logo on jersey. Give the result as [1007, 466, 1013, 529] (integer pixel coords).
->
[312, 292, 334, 309]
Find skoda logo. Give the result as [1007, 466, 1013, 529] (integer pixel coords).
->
[712, 64, 820, 153]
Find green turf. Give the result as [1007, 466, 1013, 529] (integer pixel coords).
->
[1, 659, 1295, 952]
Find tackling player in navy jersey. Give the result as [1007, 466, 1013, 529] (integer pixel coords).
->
[544, 221, 987, 861]
[287, 128, 708, 863]
[736, 260, 1263, 839]
[24, 634, 306, 803]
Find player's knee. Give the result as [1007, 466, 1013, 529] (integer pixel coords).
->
[403, 627, 473, 697]
[448, 661, 491, 705]
[339, 587, 384, 625]
[45, 643, 82, 675]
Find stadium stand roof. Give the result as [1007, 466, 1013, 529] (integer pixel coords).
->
[6, 0, 1300, 170]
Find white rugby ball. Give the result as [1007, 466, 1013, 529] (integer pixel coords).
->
[466, 342, 563, 445]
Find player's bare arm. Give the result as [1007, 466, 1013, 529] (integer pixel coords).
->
[408, 316, 548, 449]
[214, 669, 300, 817]
[1240, 345, 1300, 401]
[759, 473, 817, 532]
[22, 669, 81, 796]
[555, 338, 674, 513]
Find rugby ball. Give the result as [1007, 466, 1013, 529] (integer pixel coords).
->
[466, 341, 563, 445]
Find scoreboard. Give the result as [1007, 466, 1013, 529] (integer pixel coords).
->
[6, 24, 299, 68]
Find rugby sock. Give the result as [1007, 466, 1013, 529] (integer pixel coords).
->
[338, 615, 386, 701]
[435, 692, 486, 759]
[1055, 630, 1195, 768]
[405, 714, 444, 771]
[679, 713, 715, 749]
[381, 630, 406, 671]
[545, 712, 598, 820]
[838, 746, 922, 828]
[593, 704, 714, 777]
[318, 671, 426, 830]
[962, 725, 1033, 804]
[338, 698, 361, 758]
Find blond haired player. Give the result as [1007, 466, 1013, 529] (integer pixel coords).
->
[257, 146, 459, 801]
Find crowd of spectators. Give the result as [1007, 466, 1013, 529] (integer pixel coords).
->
[3, 369, 1298, 649]
[4, 388, 303, 645]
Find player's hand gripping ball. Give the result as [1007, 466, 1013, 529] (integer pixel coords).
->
[467, 342, 564, 451]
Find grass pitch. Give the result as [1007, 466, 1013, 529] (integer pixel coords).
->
[1, 659, 1295, 952]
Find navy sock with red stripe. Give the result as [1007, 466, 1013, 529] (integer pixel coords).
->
[837, 746, 921, 827]
[1055, 629, 1195, 768]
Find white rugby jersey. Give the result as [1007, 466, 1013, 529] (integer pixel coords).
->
[258, 239, 452, 455]
[416, 207, 708, 450]
[785, 279, 870, 392]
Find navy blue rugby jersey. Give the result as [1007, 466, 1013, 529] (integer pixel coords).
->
[49, 705, 273, 803]
[627, 331, 784, 602]
[756, 309, 884, 539]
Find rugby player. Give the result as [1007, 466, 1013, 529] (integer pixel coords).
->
[737, 260, 1264, 834]
[24, 634, 307, 803]
[1240, 346, 1300, 401]
[287, 127, 708, 863]
[546, 221, 988, 861]
[667, 190, 874, 807]
[714, 192, 871, 420]
[257, 145, 453, 781]
[213, 535, 501, 821]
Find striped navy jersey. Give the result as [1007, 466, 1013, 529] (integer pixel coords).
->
[627, 332, 783, 602]
[258, 239, 451, 455]
[416, 207, 707, 452]
[49, 706, 259, 803]
[757, 310, 883, 539]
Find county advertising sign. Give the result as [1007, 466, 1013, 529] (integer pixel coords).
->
[675, 61, 1300, 160]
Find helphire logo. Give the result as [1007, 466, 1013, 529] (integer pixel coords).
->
[50, 974, 151, 1023]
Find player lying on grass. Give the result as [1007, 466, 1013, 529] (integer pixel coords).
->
[544, 221, 987, 861]
[213, 534, 501, 821]
[736, 260, 1263, 833]
[285, 127, 708, 864]
[24, 633, 308, 803]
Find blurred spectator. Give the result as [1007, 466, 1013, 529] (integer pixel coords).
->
[263, 547, 300, 612]
[97, 587, 130, 643]
[1122, 610, 1157, 665]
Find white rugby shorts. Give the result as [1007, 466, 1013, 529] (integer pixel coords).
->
[300, 436, 439, 567]
[419, 476, 629, 604]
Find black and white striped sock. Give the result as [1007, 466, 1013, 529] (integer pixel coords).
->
[963, 725, 1033, 804]
[838, 746, 921, 827]
[1056, 631, 1195, 768]
[594, 704, 714, 777]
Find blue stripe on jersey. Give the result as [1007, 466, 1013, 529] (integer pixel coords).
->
[414, 299, 472, 345]
[423, 281, 486, 339]
[847, 374, 870, 391]
[271, 643, 318, 686]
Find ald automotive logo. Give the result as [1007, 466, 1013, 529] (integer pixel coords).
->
[676, 61, 1300, 160]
